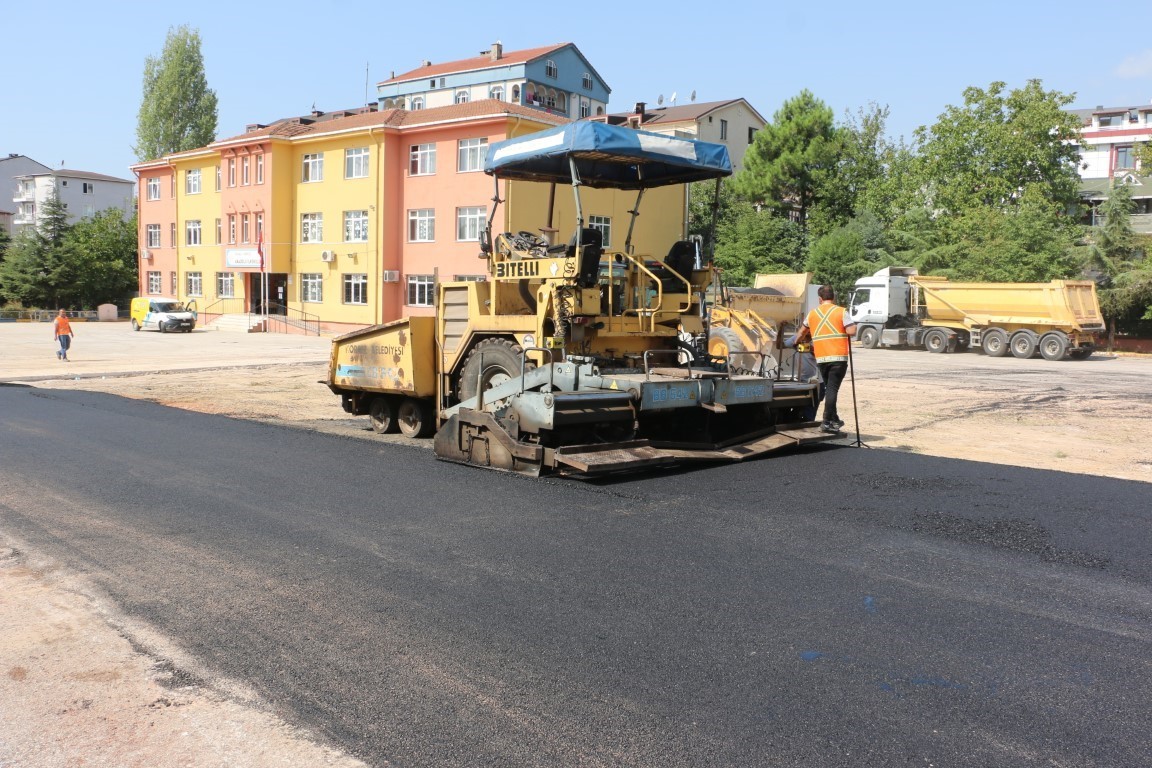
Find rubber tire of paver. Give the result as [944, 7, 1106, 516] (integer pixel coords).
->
[457, 338, 534, 404]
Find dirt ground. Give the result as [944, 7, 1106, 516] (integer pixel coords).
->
[2, 324, 1150, 767]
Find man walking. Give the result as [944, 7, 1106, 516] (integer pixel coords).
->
[53, 309, 74, 361]
[802, 286, 856, 433]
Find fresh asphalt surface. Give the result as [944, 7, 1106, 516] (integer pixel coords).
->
[1, 384, 1150, 767]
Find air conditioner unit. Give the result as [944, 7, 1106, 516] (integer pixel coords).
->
[382, 270, 400, 283]
[320, 250, 335, 262]
[142, 249, 152, 260]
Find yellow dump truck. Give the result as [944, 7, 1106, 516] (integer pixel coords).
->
[848, 267, 1104, 360]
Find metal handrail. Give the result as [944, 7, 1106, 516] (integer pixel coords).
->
[262, 302, 321, 336]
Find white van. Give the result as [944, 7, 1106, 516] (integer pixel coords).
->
[130, 297, 196, 333]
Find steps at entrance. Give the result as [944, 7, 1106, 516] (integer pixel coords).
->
[206, 313, 266, 333]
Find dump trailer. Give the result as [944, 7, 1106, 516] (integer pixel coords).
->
[849, 267, 1105, 360]
[327, 122, 838, 477]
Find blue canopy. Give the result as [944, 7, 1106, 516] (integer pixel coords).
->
[484, 122, 732, 190]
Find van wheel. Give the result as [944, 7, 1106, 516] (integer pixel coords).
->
[369, 396, 398, 434]
[131, 319, 140, 332]
[397, 398, 433, 438]
[159, 323, 167, 334]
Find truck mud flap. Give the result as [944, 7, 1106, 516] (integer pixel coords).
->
[552, 424, 840, 476]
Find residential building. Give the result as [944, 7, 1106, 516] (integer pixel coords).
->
[597, 99, 766, 172]
[2, 154, 51, 235]
[10, 166, 134, 235]
[377, 42, 610, 122]
[132, 100, 690, 333]
[1072, 103, 1152, 233]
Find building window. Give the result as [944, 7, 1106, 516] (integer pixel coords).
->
[454, 274, 486, 282]
[408, 209, 435, 242]
[582, 73, 593, 90]
[228, 158, 236, 187]
[455, 90, 470, 104]
[147, 271, 162, 294]
[255, 154, 264, 184]
[748, 127, 756, 145]
[186, 271, 203, 297]
[344, 210, 368, 242]
[302, 213, 323, 243]
[1116, 146, 1135, 170]
[407, 275, 434, 306]
[82, 182, 95, 194]
[215, 218, 221, 244]
[589, 215, 612, 248]
[409, 143, 436, 175]
[302, 153, 323, 182]
[545, 59, 558, 78]
[228, 214, 237, 244]
[171, 271, 177, 294]
[456, 206, 486, 241]
[343, 274, 368, 305]
[301, 273, 323, 303]
[511, 85, 521, 103]
[146, 224, 161, 248]
[490, 85, 504, 101]
[217, 272, 236, 298]
[186, 169, 201, 195]
[457, 138, 488, 172]
[256, 213, 264, 242]
[720, 119, 728, 140]
[241, 214, 251, 243]
[185, 220, 202, 246]
[580, 101, 590, 119]
[170, 222, 177, 247]
[410, 95, 424, 110]
[170, 175, 176, 197]
[345, 147, 369, 179]
[241, 157, 251, 185]
[215, 165, 222, 191]
[146, 177, 161, 200]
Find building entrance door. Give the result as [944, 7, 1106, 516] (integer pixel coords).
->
[249, 273, 288, 315]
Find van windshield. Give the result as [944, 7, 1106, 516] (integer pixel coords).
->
[154, 301, 185, 312]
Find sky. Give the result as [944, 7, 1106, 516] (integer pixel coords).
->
[5, 0, 1152, 181]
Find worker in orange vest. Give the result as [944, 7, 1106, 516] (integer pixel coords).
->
[800, 285, 856, 433]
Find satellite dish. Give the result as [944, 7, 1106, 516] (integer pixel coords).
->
[657, 94, 664, 106]
[670, 91, 678, 105]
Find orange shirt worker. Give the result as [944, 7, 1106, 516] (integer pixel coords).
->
[802, 285, 856, 433]
[53, 309, 74, 361]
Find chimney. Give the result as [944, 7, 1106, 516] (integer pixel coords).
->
[634, 102, 646, 116]
[490, 41, 503, 61]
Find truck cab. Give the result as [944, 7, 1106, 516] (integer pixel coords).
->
[848, 266, 917, 327]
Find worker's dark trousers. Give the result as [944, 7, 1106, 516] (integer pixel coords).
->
[817, 361, 848, 423]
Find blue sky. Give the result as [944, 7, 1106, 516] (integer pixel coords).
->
[7, 0, 1152, 180]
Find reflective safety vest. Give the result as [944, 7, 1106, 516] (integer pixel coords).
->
[806, 303, 850, 363]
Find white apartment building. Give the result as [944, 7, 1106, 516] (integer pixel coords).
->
[11, 168, 134, 235]
[1072, 104, 1152, 232]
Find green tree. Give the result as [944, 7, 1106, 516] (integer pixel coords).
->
[135, 25, 218, 161]
[712, 203, 806, 286]
[734, 90, 840, 235]
[805, 211, 897, 300]
[56, 210, 140, 309]
[809, 103, 894, 235]
[1086, 183, 1152, 347]
[0, 191, 72, 307]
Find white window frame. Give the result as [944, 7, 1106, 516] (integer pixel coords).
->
[215, 218, 222, 245]
[215, 165, 222, 191]
[455, 89, 471, 104]
[345, 147, 369, 179]
[241, 214, 250, 244]
[186, 271, 203, 297]
[408, 209, 435, 242]
[344, 210, 369, 242]
[217, 272, 236, 298]
[410, 95, 425, 110]
[302, 153, 324, 183]
[457, 138, 488, 173]
[582, 73, 593, 90]
[301, 273, 323, 303]
[185, 219, 202, 246]
[302, 213, 323, 243]
[146, 224, 161, 248]
[146, 177, 161, 201]
[255, 155, 264, 184]
[490, 85, 504, 101]
[147, 271, 162, 294]
[409, 143, 436, 176]
[407, 274, 435, 307]
[545, 59, 558, 78]
[228, 214, 236, 244]
[456, 206, 486, 242]
[227, 158, 236, 187]
[589, 215, 612, 248]
[343, 274, 368, 305]
[241, 157, 251, 186]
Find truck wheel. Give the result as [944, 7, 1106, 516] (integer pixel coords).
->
[858, 326, 880, 350]
[709, 327, 759, 372]
[397, 397, 433, 438]
[1039, 332, 1068, 361]
[457, 338, 535, 403]
[981, 329, 1008, 357]
[924, 328, 950, 353]
[131, 319, 141, 332]
[1068, 347, 1093, 360]
[1009, 331, 1037, 359]
[369, 396, 399, 434]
